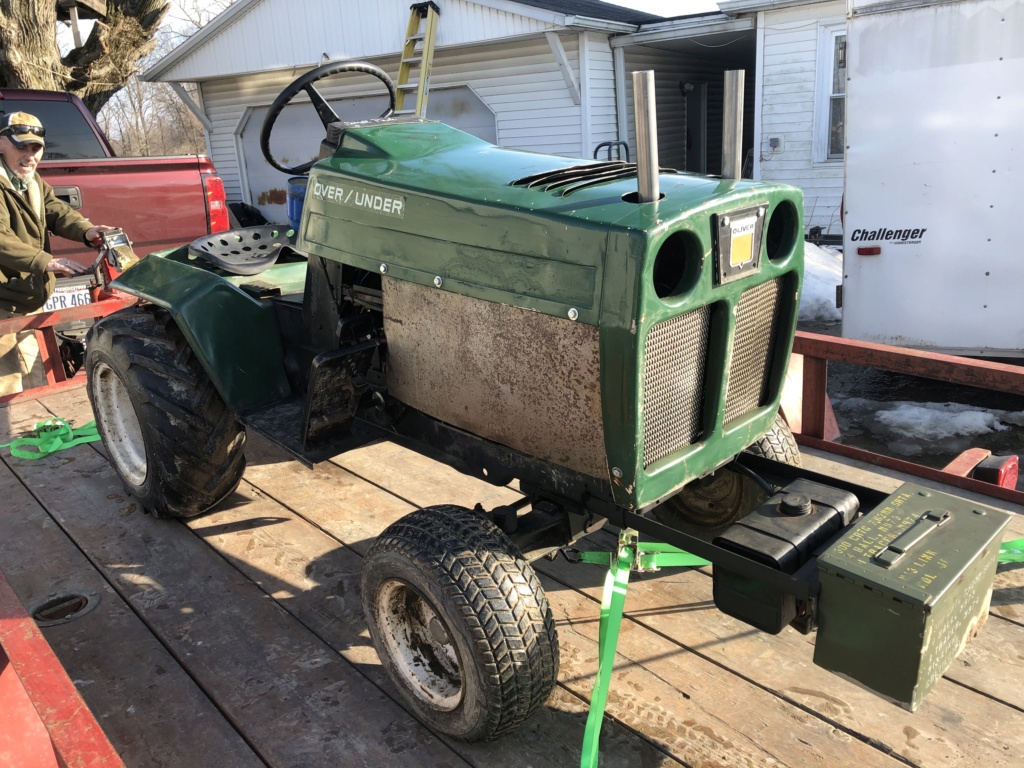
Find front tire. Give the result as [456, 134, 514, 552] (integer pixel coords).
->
[86, 307, 246, 518]
[657, 413, 802, 529]
[361, 505, 559, 741]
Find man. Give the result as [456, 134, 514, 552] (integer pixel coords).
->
[0, 111, 115, 395]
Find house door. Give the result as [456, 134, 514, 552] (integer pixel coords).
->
[683, 81, 707, 173]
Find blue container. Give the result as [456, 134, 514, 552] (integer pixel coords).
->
[287, 176, 308, 231]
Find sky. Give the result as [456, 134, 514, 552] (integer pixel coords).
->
[603, 1, 722, 16]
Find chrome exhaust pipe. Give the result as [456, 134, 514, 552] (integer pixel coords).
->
[722, 69, 745, 180]
[632, 70, 660, 203]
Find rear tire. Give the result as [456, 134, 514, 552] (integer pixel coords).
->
[86, 307, 246, 518]
[745, 413, 801, 466]
[361, 505, 559, 741]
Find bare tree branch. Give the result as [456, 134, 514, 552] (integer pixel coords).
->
[0, 0, 171, 113]
[1, 1, 239, 157]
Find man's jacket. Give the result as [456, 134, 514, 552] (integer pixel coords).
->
[0, 171, 94, 313]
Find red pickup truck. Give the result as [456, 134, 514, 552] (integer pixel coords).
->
[0, 88, 229, 268]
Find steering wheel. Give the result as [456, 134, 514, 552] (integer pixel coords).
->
[260, 60, 397, 175]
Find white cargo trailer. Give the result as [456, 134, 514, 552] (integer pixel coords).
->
[841, 0, 1023, 356]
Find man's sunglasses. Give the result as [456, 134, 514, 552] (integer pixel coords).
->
[2, 124, 46, 138]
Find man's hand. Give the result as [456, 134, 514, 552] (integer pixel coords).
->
[85, 224, 118, 247]
[46, 257, 88, 277]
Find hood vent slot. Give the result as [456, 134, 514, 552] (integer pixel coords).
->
[511, 162, 674, 197]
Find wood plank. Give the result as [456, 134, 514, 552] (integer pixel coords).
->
[327, 437, 523, 517]
[2, 393, 468, 768]
[43, 387, 676, 766]
[0, 569, 125, 768]
[541, 534, 1024, 768]
[332, 438, 1024, 767]
[188, 475, 678, 767]
[23, 386, 1023, 766]
[246, 438, 905, 767]
[0, 411, 261, 768]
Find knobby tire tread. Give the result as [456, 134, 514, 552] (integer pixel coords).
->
[88, 307, 246, 517]
[745, 413, 802, 466]
[366, 505, 559, 740]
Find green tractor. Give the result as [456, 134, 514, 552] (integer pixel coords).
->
[85, 62, 1008, 740]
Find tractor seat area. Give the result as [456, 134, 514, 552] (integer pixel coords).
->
[188, 226, 297, 276]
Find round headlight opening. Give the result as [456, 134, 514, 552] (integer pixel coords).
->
[652, 231, 701, 299]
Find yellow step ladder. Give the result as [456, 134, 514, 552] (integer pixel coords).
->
[395, 2, 441, 117]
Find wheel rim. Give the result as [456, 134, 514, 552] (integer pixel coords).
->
[375, 579, 463, 710]
[658, 468, 765, 528]
[92, 361, 147, 487]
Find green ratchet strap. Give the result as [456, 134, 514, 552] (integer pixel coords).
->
[0, 418, 101, 459]
[1000, 538, 1024, 563]
[577, 532, 710, 768]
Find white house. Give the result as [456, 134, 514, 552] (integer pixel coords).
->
[145, 0, 844, 232]
[719, 0, 847, 237]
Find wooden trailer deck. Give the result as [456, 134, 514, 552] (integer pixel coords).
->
[1, 385, 1021, 768]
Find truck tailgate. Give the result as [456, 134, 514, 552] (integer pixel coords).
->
[40, 156, 214, 263]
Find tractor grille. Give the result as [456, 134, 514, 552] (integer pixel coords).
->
[724, 277, 784, 424]
[642, 304, 712, 468]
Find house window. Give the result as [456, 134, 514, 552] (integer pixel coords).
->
[828, 35, 846, 159]
[814, 22, 846, 164]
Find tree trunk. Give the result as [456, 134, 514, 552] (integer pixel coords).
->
[0, 0, 170, 114]
[0, 0, 64, 90]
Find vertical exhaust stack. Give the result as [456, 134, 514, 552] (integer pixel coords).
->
[722, 69, 745, 180]
[632, 70, 660, 203]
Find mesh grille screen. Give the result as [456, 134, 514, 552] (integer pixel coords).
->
[724, 277, 784, 424]
[642, 305, 711, 468]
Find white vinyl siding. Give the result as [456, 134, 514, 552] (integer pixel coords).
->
[162, 0, 561, 82]
[580, 32, 619, 161]
[757, 1, 845, 234]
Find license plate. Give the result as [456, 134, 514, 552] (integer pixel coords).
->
[43, 282, 92, 312]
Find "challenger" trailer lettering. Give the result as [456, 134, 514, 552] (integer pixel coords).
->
[312, 181, 406, 218]
[850, 227, 927, 243]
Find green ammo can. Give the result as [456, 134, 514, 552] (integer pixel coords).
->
[813, 483, 1010, 711]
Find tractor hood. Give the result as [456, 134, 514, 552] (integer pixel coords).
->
[307, 119, 741, 231]
[298, 118, 804, 511]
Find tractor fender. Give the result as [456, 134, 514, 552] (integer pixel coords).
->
[111, 251, 291, 412]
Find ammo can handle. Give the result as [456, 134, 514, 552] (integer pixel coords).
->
[873, 510, 951, 568]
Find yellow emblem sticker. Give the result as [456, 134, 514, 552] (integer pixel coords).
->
[715, 205, 766, 284]
[729, 215, 758, 267]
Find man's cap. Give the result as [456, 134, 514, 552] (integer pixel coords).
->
[0, 112, 45, 149]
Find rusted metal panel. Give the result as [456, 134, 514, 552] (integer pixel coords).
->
[384, 277, 607, 479]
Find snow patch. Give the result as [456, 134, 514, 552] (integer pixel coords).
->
[833, 398, 1024, 458]
[800, 242, 842, 322]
